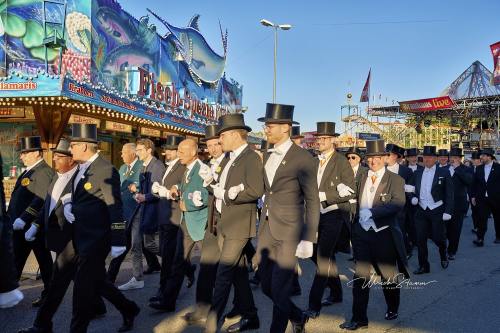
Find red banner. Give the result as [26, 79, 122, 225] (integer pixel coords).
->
[399, 96, 454, 112]
[491, 41, 500, 86]
[360, 69, 371, 102]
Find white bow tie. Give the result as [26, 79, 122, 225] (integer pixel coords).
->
[268, 148, 282, 155]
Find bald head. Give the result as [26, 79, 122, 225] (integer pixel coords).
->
[178, 139, 198, 165]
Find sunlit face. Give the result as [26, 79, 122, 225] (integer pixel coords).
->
[423, 155, 437, 168]
[347, 154, 361, 168]
[316, 136, 334, 153]
[292, 138, 302, 146]
[121, 146, 136, 165]
[219, 130, 237, 152]
[69, 142, 87, 163]
[19, 151, 41, 167]
[472, 158, 482, 166]
[407, 156, 417, 165]
[135, 144, 151, 162]
[386, 152, 398, 166]
[206, 138, 223, 158]
[264, 123, 290, 144]
[438, 156, 449, 165]
[53, 153, 74, 173]
[367, 155, 385, 171]
[177, 142, 196, 165]
[449, 156, 462, 165]
[480, 154, 493, 164]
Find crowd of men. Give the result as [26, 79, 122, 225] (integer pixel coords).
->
[0, 102, 499, 333]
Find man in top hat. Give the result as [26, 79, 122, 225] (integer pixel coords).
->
[446, 148, 473, 259]
[107, 142, 144, 284]
[305, 121, 354, 319]
[203, 113, 263, 333]
[469, 151, 482, 234]
[385, 144, 415, 256]
[471, 148, 500, 246]
[410, 146, 454, 274]
[66, 123, 139, 332]
[19, 138, 106, 333]
[291, 125, 304, 146]
[437, 149, 449, 168]
[339, 139, 408, 331]
[118, 138, 164, 291]
[149, 139, 209, 312]
[256, 103, 320, 333]
[9, 136, 54, 307]
[405, 148, 423, 173]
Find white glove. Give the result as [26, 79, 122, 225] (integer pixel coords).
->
[151, 181, 161, 194]
[442, 213, 452, 221]
[198, 163, 213, 186]
[210, 184, 225, 200]
[158, 185, 170, 198]
[228, 184, 245, 200]
[24, 224, 38, 241]
[295, 240, 314, 259]
[192, 191, 203, 207]
[411, 197, 419, 206]
[63, 203, 75, 223]
[404, 184, 415, 193]
[12, 218, 26, 230]
[359, 208, 372, 223]
[337, 183, 355, 198]
[111, 246, 126, 258]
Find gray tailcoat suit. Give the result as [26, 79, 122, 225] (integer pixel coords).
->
[257, 142, 320, 333]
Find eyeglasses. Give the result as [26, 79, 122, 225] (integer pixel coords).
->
[347, 156, 358, 160]
[69, 143, 84, 148]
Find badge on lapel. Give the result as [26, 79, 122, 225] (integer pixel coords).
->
[438, 176, 443, 185]
[281, 160, 286, 165]
[380, 193, 388, 202]
[84, 182, 92, 191]
[21, 178, 30, 186]
[216, 166, 222, 173]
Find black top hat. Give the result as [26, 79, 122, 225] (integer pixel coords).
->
[291, 126, 303, 139]
[471, 151, 481, 160]
[202, 125, 219, 141]
[385, 143, 402, 157]
[405, 148, 419, 157]
[449, 147, 463, 157]
[365, 140, 388, 156]
[19, 136, 43, 153]
[480, 148, 496, 159]
[257, 103, 298, 124]
[422, 146, 437, 156]
[51, 137, 72, 156]
[70, 124, 98, 143]
[313, 122, 339, 137]
[437, 149, 449, 157]
[217, 113, 252, 134]
[259, 140, 273, 152]
[345, 147, 363, 158]
[162, 135, 184, 150]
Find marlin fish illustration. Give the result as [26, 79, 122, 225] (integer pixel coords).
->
[147, 9, 227, 86]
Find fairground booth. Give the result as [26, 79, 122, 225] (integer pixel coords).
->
[0, 0, 243, 196]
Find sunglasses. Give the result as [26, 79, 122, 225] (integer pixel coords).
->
[347, 155, 358, 160]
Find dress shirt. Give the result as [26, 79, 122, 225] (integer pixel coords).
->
[162, 158, 179, 183]
[184, 159, 199, 183]
[484, 161, 493, 197]
[352, 164, 360, 177]
[49, 166, 78, 215]
[409, 164, 418, 172]
[317, 149, 338, 213]
[449, 165, 455, 177]
[386, 163, 400, 174]
[74, 153, 99, 190]
[142, 156, 153, 168]
[419, 164, 443, 210]
[210, 153, 225, 181]
[215, 143, 247, 213]
[265, 138, 293, 186]
[25, 158, 44, 172]
[359, 168, 388, 232]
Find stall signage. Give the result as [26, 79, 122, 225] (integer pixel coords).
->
[399, 96, 454, 112]
[69, 114, 100, 125]
[105, 121, 132, 133]
[141, 127, 161, 137]
[356, 132, 381, 140]
[0, 107, 25, 118]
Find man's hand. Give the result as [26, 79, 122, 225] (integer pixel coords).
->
[134, 193, 146, 203]
[170, 186, 179, 200]
[442, 213, 452, 221]
[12, 218, 26, 230]
[192, 191, 203, 207]
[111, 246, 126, 258]
[411, 197, 419, 206]
[210, 184, 225, 200]
[228, 184, 244, 200]
[158, 186, 170, 198]
[359, 208, 372, 223]
[63, 204, 75, 223]
[337, 183, 355, 198]
[24, 224, 38, 241]
[295, 240, 314, 259]
[128, 183, 138, 193]
[471, 198, 476, 206]
[151, 182, 161, 194]
[198, 163, 213, 186]
[179, 200, 187, 212]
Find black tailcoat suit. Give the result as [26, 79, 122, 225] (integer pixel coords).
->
[70, 155, 136, 332]
[350, 169, 408, 324]
[257, 143, 320, 333]
[468, 165, 480, 231]
[410, 165, 454, 269]
[206, 145, 264, 330]
[471, 162, 500, 240]
[8, 160, 54, 294]
[308, 151, 355, 312]
[447, 164, 473, 255]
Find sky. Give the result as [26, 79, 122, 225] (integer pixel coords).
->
[120, 0, 500, 133]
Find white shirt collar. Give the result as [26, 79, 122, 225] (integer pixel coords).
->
[424, 164, 436, 172]
[26, 158, 44, 172]
[353, 164, 359, 174]
[272, 138, 293, 155]
[368, 167, 386, 179]
[186, 159, 199, 172]
[79, 153, 99, 168]
[211, 153, 225, 164]
[318, 149, 335, 161]
[485, 161, 493, 168]
[166, 158, 179, 166]
[142, 156, 153, 167]
[129, 158, 138, 169]
[58, 165, 78, 178]
[230, 143, 248, 159]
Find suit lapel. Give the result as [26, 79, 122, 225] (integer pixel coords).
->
[487, 163, 497, 183]
[373, 171, 388, 205]
[358, 171, 368, 204]
[269, 145, 293, 189]
[319, 152, 337, 189]
[225, 146, 250, 185]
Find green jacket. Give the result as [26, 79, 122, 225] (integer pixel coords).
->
[118, 159, 143, 222]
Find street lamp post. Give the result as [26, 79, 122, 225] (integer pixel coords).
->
[260, 19, 292, 103]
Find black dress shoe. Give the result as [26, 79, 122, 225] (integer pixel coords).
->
[149, 295, 160, 303]
[32, 297, 44, 308]
[385, 311, 398, 320]
[473, 239, 484, 247]
[225, 307, 240, 319]
[148, 300, 175, 312]
[339, 321, 368, 330]
[143, 266, 161, 275]
[118, 303, 140, 332]
[413, 266, 430, 275]
[494, 238, 500, 244]
[441, 260, 449, 269]
[226, 317, 260, 333]
[321, 296, 343, 307]
[183, 311, 206, 325]
[448, 254, 456, 260]
[291, 316, 308, 333]
[304, 309, 320, 319]
[18, 327, 52, 333]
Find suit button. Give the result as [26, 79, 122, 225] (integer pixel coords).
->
[269, 191, 273, 195]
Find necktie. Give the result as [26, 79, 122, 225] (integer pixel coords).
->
[126, 165, 132, 176]
[371, 175, 377, 184]
[268, 148, 281, 155]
